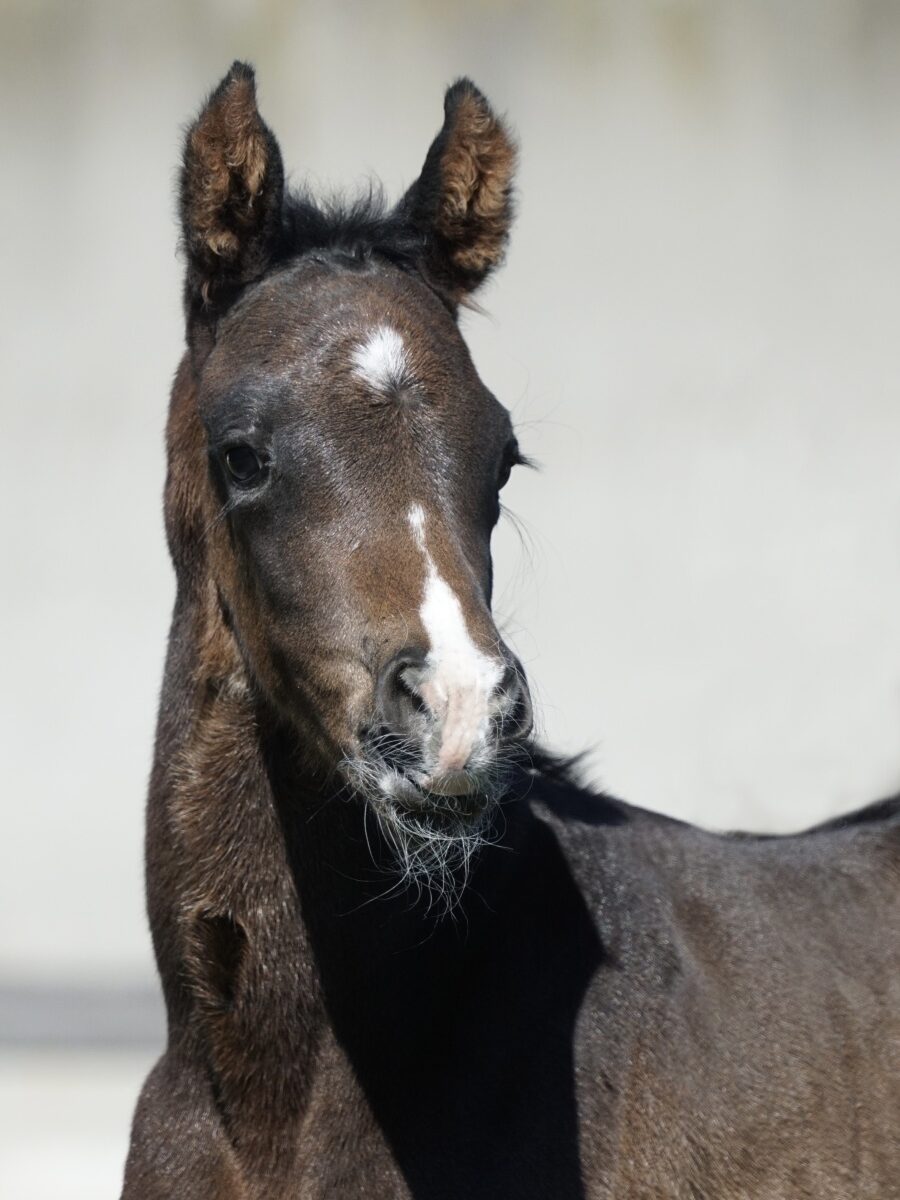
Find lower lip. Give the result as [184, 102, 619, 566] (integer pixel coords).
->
[415, 771, 476, 798]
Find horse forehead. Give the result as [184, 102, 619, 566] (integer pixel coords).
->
[224, 264, 470, 381]
[204, 265, 494, 454]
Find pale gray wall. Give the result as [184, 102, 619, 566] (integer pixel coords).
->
[4, 0, 900, 986]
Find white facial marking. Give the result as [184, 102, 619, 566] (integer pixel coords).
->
[408, 503, 426, 543]
[351, 325, 411, 393]
[406, 504, 504, 775]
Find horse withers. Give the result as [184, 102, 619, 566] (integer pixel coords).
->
[122, 63, 900, 1198]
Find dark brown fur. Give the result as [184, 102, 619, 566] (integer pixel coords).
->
[122, 65, 900, 1198]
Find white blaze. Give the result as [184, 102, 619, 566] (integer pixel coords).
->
[407, 504, 504, 774]
[351, 325, 410, 393]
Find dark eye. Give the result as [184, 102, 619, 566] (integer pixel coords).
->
[224, 444, 264, 485]
[497, 440, 521, 490]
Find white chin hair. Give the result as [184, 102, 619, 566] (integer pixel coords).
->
[338, 754, 501, 912]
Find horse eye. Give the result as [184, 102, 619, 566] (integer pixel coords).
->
[498, 441, 521, 490]
[224, 444, 264, 484]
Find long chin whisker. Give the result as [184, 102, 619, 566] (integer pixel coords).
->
[339, 733, 520, 917]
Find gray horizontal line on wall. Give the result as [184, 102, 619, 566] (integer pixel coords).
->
[0, 984, 166, 1049]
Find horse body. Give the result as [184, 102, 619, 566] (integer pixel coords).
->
[122, 63, 900, 1198]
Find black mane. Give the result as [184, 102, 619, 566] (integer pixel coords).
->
[280, 186, 425, 274]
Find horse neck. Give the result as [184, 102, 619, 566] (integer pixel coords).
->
[151, 573, 477, 1027]
[150, 578, 616, 1191]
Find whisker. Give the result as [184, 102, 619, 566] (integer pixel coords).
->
[338, 722, 525, 916]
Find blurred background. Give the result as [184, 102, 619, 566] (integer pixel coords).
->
[3, 0, 900, 1194]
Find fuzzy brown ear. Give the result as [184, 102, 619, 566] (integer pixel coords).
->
[180, 62, 284, 336]
[401, 79, 517, 303]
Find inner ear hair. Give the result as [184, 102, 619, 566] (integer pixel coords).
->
[180, 61, 285, 328]
[402, 78, 517, 303]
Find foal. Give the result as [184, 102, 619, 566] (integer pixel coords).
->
[123, 64, 900, 1199]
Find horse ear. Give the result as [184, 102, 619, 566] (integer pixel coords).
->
[180, 62, 284, 333]
[401, 79, 517, 303]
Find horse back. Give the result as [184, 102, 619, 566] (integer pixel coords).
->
[539, 788, 900, 1197]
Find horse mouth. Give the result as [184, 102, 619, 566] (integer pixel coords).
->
[417, 770, 477, 798]
[376, 764, 494, 824]
[341, 728, 510, 823]
[338, 745, 510, 907]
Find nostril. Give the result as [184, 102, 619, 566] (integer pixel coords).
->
[377, 646, 430, 737]
[497, 661, 533, 741]
[395, 672, 428, 724]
